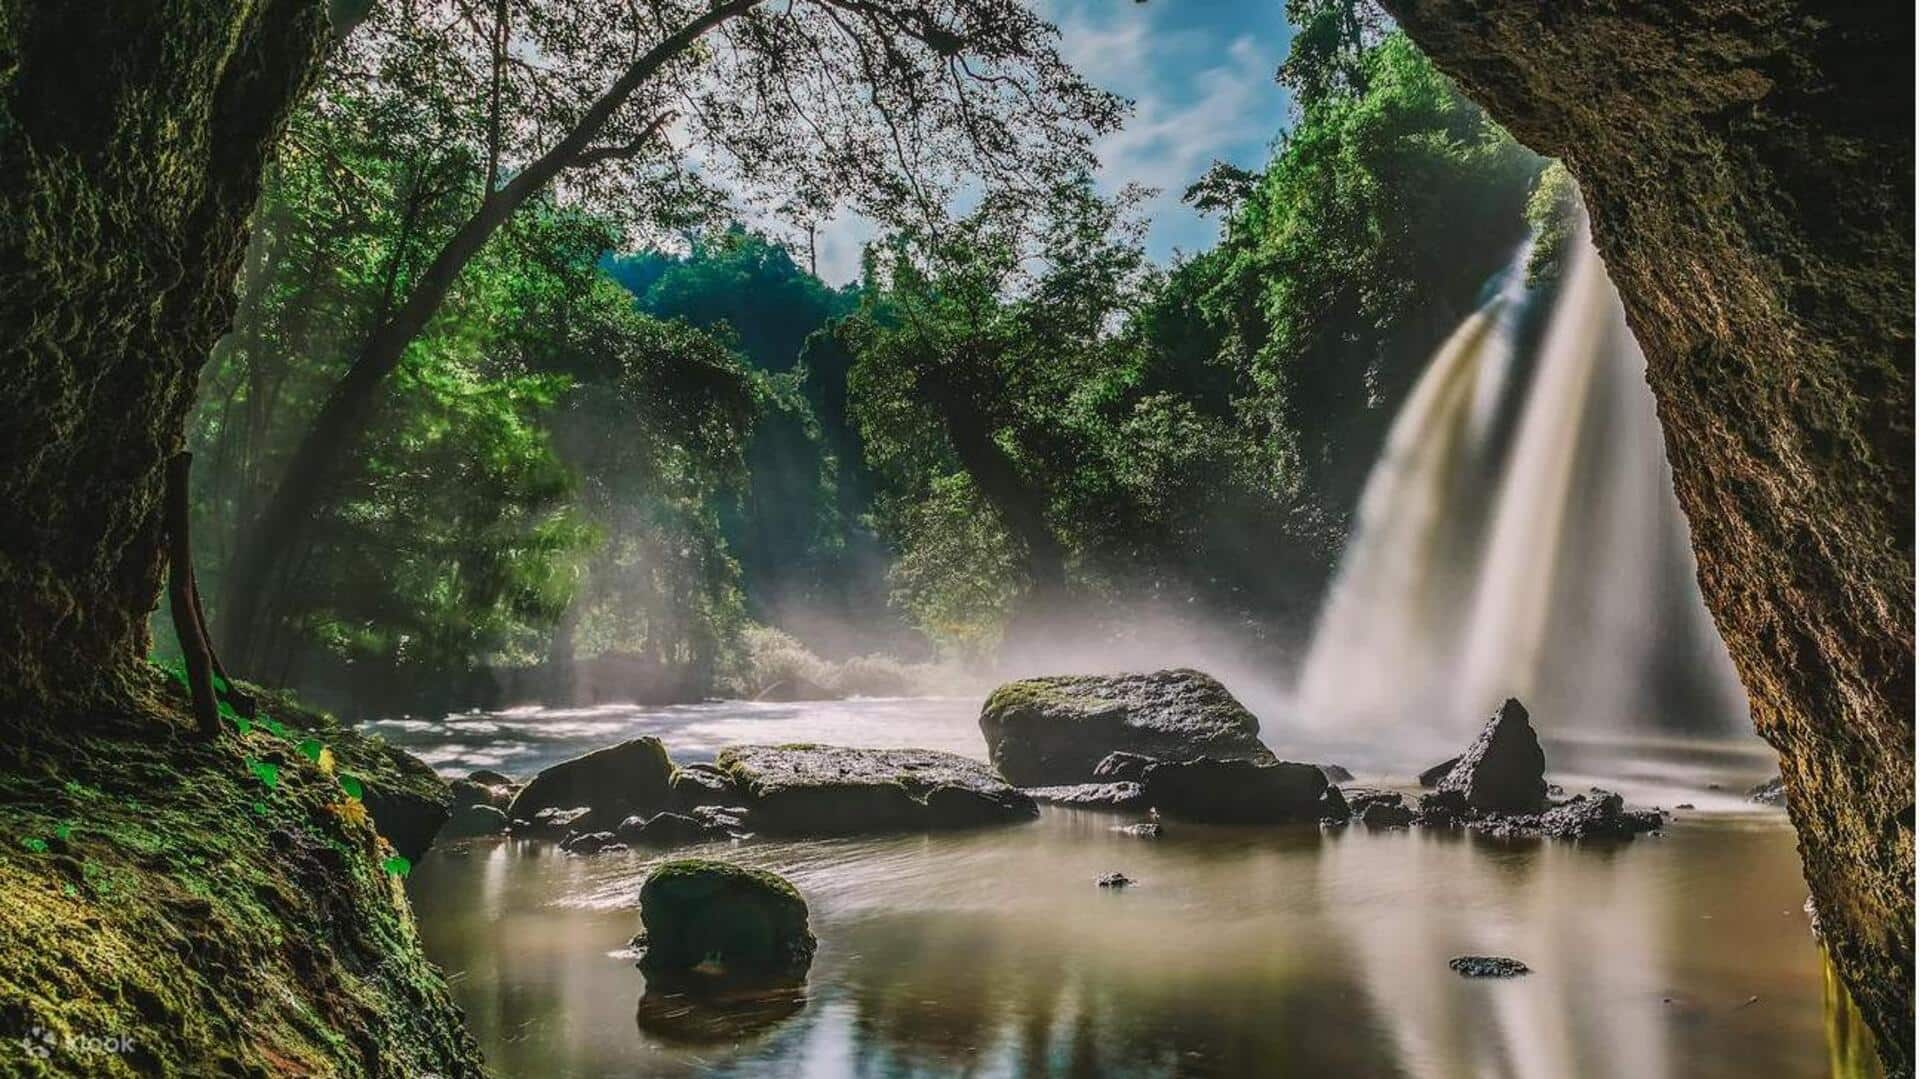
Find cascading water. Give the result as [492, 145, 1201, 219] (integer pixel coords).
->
[1297, 223, 1749, 744]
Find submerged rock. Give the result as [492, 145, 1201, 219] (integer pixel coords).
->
[1114, 822, 1162, 838]
[1449, 955, 1531, 978]
[618, 812, 724, 847]
[1436, 699, 1548, 812]
[637, 860, 816, 978]
[1418, 756, 1462, 787]
[1471, 789, 1664, 841]
[560, 831, 626, 855]
[714, 744, 1037, 836]
[633, 975, 807, 1046]
[1141, 757, 1326, 825]
[506, 737, 675, 825]
[511, 805, 595, 838]
[448, 776, 514, 811]
[1023, 782, 1151, 811]
[1318, 763, 1356, 783]
[1360, 799, 1416, 829]
[979, 669, 1273, 786]
[1095, 872, 1135, 888]
[1747, 776, 1787, 806]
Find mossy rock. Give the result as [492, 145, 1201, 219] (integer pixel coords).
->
[979, 669, 1274, 786]
[0, 675, 483, 1076]
[713, 744, 1037, 836]
[637, 860, 816, 978]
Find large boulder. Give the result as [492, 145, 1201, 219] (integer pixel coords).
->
[1437, 699, 1548, 812]
[505, 737, 675, 824]
[1141, 758, 1326, 825]
[636, 860, 816, 978]
[979, 669, 1273, 785]
[713, 745, 1037, 836]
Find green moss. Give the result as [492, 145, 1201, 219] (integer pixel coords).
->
[0, 670, 484, 1076]
[637, 859, 815, 977]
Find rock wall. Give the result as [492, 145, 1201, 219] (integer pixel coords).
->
[1376, 1, 1913, 1068]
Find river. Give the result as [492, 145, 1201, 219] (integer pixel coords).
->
[377, 697, 1877, 1078]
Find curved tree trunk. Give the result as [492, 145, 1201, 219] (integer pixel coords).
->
[1377, 1, 1914, 1068]
[0, 0, 333, 716]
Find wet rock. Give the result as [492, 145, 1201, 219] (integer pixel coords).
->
[505, 737, 675, 826]
[448, 777, 513, 811]
[1114, 822, 1162, 838]
[512, 805, 594, 838]
[1416, 789, 1468, 827]
[359, 783, 451, 864]
[1534, 791, 1664, 840]
[560, 830, 625, 855]
[1675, 802, 1695, 810]
[618, 812, 721, 847]
[687, 804, 751, 838]
[439, 802, 508, 839]
[1418, 756, 1462, 787]
[1318, 763, 1355, 783]
[1319, 785, 1351, 824]
[714, 745, 1037, 836]
[1436, 699, 1548, 812]
[1095, 872, 1134, 888]
[1449, 955, 1530, 978]
[1023, 782, 1151, 811]
[1471, 790, 1664, 841]
[666, 763, 747, 812]
[468, 768, 516, 787]
[1142, 757, 1326, 825]
[637, 859, 816, 978]
[1360, 799, 1416, 829]
[1747, 776, 1787, 806]
[1093, 751, 1162, 783]
[979, 669, 1273, 786]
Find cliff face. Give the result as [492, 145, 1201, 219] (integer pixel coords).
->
[1377, 1, 1913, 1068]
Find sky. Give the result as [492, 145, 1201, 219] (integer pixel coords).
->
[808, 0, 1298, 285]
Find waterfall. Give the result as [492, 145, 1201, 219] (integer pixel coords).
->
[1296, 224, 1748, 742]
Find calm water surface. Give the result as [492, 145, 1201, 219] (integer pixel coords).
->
[392, 698, 1875, 1078]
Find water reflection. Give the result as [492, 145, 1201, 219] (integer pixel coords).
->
[412, 804, 1858, 1077]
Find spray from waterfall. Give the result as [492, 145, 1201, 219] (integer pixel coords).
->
[1296, 222, 1748, 744]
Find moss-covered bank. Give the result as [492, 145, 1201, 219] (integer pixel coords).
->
[0, 669, 483, 1077]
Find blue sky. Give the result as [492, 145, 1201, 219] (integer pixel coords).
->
[809, 0, 1298, 284]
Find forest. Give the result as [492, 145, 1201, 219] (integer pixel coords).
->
[0, 0, 1909, 1076]
[167, 7, 1543, 719]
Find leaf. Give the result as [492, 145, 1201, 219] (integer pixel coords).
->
[317, 747, 336, 775]
[337, 774, 364, 800]
[382, 855, 412, 878]
[247, 759, 280, 790]
[261, 716, 288, 739]
[253, 801, 270, 816]
[232, 715, 253, 735]
[212, 672, 230, 694]
[327, 799, 370, 829]
[298, 738, 325, 762]
[21, 837, 47, 853]
[53, 823, 71, 841]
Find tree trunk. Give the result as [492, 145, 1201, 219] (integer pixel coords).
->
[924, 369, 1069, 595]
[0, 0, 333, 715]
[1376, 1, 1914, 1068]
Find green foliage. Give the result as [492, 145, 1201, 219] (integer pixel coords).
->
[1525, 161, 1582, 285]
[1175, 32, 1544, 525]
